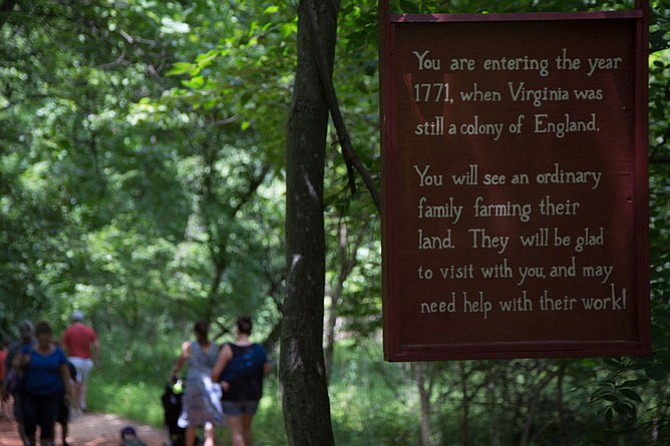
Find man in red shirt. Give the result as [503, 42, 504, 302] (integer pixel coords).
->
[62, 311, 100, 414]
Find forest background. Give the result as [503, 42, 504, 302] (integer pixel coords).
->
[1, 0, 670, 445]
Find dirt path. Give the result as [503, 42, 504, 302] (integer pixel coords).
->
[0, 413, 167, 446]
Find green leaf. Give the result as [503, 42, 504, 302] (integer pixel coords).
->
[645, 364, 668, 381]
[181, 76, 205, 89]
[196, 49, 219, 68]
[620, 388, 643, 403]
[620, 378, 649, 387]
[166, 62, 197, 77]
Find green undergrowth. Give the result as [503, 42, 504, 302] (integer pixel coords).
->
[89, 335, 420, 445]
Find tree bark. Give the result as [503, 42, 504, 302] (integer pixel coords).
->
[487, 365, 503, 446]
[458, 362, 471, 446]
[414, 363, 433, 446]
[556, 364, 567, 446]
[280, 0, 339, 445]
[324, 218, 366, 380]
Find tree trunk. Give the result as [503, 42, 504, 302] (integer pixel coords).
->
[414, 363, 433, 446]
[556, 364, 567, 446]
[459, 362, 471, 446]
[488, 365, 502, 446]
[324, 218, 367, 380]
[280, 0, 339, 445]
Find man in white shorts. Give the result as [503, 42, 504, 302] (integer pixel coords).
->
[62, 311, 100, 414]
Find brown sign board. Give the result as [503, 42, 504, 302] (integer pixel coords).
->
[380, 7, 651, 361]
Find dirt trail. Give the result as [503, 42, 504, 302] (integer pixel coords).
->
[0, 413, 167, 446]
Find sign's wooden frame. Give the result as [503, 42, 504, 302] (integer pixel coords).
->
[379, 2, 651, 361]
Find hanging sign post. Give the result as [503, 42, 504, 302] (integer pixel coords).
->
[380, 3, 651, 361]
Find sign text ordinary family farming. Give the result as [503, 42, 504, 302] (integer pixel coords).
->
[381, 14, 650, 360]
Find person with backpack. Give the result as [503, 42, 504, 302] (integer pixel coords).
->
[211, 316, 270, 446]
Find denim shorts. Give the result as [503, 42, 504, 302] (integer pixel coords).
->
[221, 400, 259, 416]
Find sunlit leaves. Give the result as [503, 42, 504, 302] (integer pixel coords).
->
[160, 16, 191, 34]
[166, 61, 199, 76]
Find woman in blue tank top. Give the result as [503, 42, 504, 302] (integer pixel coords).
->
[18, 320, 74, 446]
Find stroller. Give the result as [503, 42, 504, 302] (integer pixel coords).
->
[161, 379, 188, 446]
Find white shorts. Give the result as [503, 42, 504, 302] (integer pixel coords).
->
[69, 357, 94, 383]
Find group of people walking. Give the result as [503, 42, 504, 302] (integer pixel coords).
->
[1, 313, 267, 446]
[171, 316, 270, 446]
[1, 312, 99, 446]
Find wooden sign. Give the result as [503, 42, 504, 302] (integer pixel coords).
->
[380, 7, 651, 360]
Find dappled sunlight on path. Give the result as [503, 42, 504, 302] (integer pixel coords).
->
[0, 413, 166, 446]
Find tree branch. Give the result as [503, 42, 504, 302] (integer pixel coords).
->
[97, 47, 127, 69]
[305, 0, 381, 213]
[119, 29, 164, 86]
